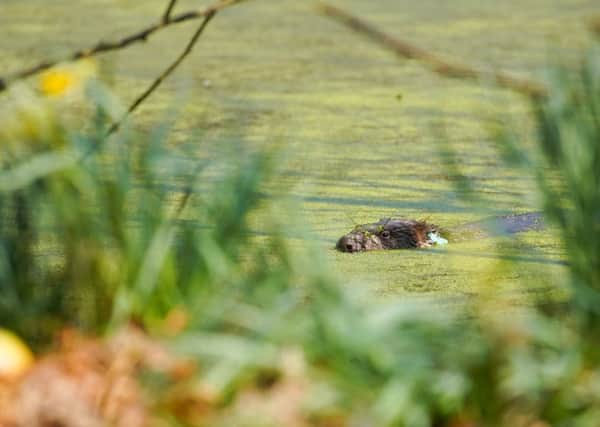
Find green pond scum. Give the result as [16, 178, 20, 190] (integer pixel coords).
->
[1, 0, 596, 308]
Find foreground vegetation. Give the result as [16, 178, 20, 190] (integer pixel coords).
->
[1, 10, 599, 427]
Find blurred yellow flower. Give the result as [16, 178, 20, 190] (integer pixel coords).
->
[39, 69, 77, 96]
[38, 59, 97, 97]
[0, 329, 34, 379]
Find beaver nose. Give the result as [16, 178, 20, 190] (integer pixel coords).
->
[336, 236, 355, 252]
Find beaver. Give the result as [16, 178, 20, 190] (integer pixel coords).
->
[336, 212, 544, 253]
[336, 218, 442, 252]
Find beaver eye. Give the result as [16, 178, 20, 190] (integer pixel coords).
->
[381, 230, 390, 238]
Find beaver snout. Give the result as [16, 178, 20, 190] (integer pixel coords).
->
[336, 231, 384, 252]
[336, 236, 361, 253]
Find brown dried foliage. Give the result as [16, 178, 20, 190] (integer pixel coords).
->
[0, 327, 196, 427]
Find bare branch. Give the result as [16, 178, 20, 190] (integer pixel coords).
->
[0, 0, 245, 92]
[162, 0, 178, 24]
[107, 11, 216, 135]
[319, 2, 548, 99]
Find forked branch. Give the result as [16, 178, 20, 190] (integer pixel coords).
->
[107, 11, 216, 135]
[0, 0, 245, 92]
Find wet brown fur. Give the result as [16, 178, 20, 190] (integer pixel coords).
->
[336, 218, 439, 252]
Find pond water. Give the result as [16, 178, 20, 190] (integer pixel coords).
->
[2, 0, 597, 307]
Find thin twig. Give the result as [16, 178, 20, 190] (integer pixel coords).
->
[107, 11, 216, 135]
[319, 2, 548, 99]
[0, 0, 244, 92]
[91, 12, 215, 220]
[162, 0, 178, 24]
[173, 163, 205, 217]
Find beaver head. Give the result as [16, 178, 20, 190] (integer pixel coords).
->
[336, 218, 444, 252]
